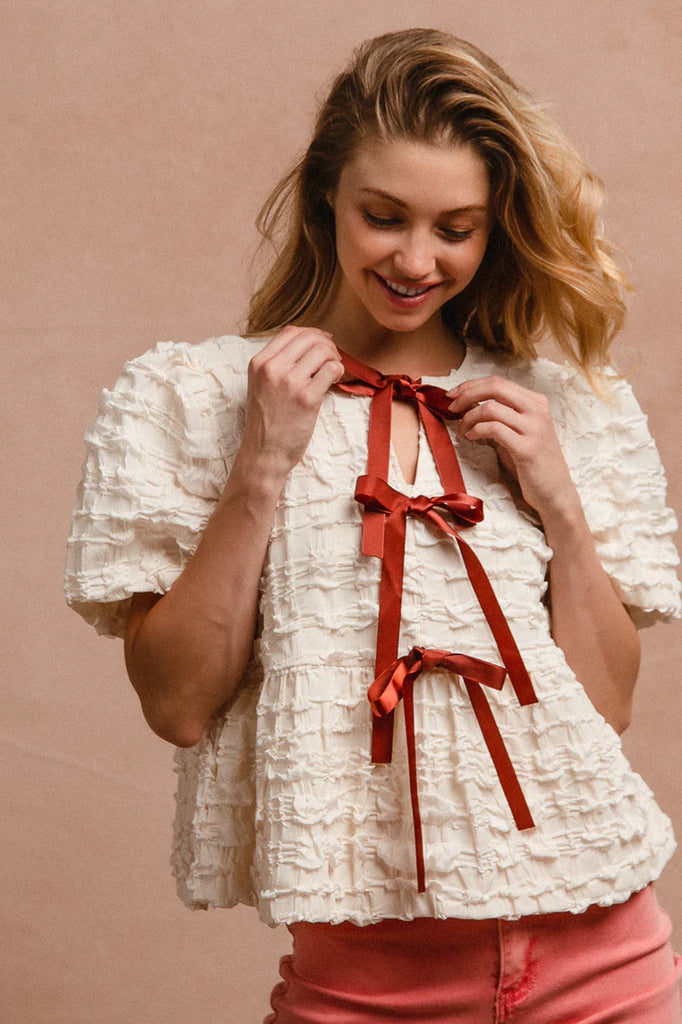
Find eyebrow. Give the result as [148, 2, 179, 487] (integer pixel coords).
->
[358, 188, 488, 215]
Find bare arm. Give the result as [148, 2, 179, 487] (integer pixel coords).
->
[124, 326, 343, 747]
[449, 376, 640, 734]
[541, 499, 639, 734]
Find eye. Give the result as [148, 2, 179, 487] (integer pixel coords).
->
[363, 212, 402, 229]
[440, 227, 475, 242]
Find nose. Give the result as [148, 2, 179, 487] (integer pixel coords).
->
[392, 230, 437, 280]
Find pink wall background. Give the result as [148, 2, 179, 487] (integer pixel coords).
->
[4, 2, 681, 1021]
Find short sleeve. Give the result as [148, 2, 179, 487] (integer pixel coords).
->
[64, 338, 250, 638]
[555, 366, 681, 628]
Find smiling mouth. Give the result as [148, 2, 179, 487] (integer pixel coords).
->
[375, 274, 441, 298]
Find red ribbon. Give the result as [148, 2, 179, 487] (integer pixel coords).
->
[335, 350, 538, 887]
[337, 351, 466, 558]
[355, 474, 537, 762]
[368, 646, 535, 892]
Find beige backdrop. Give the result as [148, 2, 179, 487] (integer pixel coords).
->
[4, 1, 681, 1022]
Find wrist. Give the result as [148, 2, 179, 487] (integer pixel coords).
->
[224, 448, 290, 506]
[538, 494, 589, 549]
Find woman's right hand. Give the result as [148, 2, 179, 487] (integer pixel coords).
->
[239, 325, 344, 480]
[124, 325, 343, 747]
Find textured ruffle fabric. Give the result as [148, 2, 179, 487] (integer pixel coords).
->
[64, 336, 681, 926]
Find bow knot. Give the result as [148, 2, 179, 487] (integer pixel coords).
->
[336, 355, 459, 421]
[390, 375, 429, 406]
[366, 645, 533, 892]
[355, 475, 484, 534]
[368, 646, 507, 717]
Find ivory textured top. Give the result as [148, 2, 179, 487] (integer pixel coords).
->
[64, 335, 681, 926]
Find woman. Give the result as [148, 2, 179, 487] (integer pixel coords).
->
[65, 28, 682, 1022]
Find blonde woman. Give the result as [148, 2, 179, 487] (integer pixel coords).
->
[65, 29, 682, 1022]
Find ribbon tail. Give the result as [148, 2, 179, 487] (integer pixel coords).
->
[371, 510, 408, 764]
[338, 350, 384, 386]
[402, 680, 426, 892]
[367, 382, 393, 479]
[361, 384, 394, 557]
[371, 713, 394, 764]
[362, 511, 386, 558]
[419, 405, 466, 494]
[464, 678, 535, 831]
[419, 402, 536, 709]
[455, 537, 538, 708]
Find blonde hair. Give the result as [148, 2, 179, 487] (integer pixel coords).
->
[247, 28, 629, 373]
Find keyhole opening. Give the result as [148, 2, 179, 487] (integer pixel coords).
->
[391, 402, 421, 486]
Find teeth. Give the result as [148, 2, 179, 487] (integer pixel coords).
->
[383, 278, 432, 297]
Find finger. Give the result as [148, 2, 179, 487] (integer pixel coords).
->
[461, 419, 524, 452]
[259, 344, 340, 399]
[252, 325, 335, 365]
[304, 357, 346, 403]
[250, 337, 339, 395]
[289, 344, 344, 385]
[448, 376, 543, 415]
[257, 331, 339, 377]
[253, 325, 305, 360]
[458, 399, 525, 437]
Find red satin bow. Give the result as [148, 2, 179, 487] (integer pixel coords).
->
[337, 351, 467, 557]
[355, 474, 537, 762]
[337, 350, 459, 421]
[368, 646, 535, 891]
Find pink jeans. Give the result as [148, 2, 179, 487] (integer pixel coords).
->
[265, 886, 681, 1023]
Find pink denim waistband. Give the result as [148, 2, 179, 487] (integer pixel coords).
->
[265, 885, 681, 1023]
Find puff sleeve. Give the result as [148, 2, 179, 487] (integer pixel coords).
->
[64, 338, 249, 639]
[551, 365, 681, 628]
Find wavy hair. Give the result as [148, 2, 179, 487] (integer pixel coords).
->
[246, 28, 629, 373]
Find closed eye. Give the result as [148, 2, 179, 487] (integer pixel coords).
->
[364, 212, 475, 243]
[364, 212, 401, 228]
[440, 228, 475, 242]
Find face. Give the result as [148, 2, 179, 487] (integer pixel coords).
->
[328, 136, 492, 334]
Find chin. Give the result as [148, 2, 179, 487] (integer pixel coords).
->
[366, 304, 444, 333]
[379, 316, 433, 333]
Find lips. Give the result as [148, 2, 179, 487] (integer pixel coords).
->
[377, 274, 439, 295]
[373, 273, 442, 303]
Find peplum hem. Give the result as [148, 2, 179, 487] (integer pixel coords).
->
[169, 660, 676, 925]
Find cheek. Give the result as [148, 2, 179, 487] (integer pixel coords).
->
[336, 221, 391, 273]
[453, 240, 488, 283]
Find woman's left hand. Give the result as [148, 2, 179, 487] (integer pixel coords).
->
[449, 375, 641, 733]
[447, 376, 580, 524]
[449, 374, 640, 734]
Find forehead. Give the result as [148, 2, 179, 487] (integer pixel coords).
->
[338, 136, 490, 210]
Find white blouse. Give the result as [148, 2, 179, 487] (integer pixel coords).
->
[64, 335, 681, 926]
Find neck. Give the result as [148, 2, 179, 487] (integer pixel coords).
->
[311, 284, 465, 379]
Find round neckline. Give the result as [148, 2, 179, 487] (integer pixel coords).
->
[337, 340, 472, 384]
[419, 341, 473, 383]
